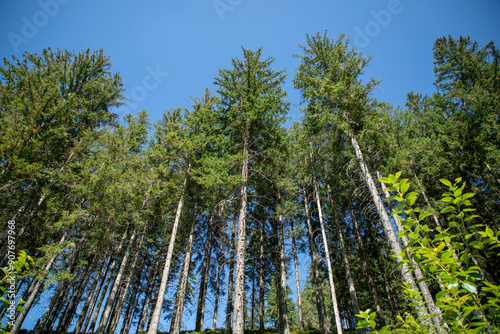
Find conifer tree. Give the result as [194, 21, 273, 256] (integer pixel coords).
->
[213, 47, 289, 334]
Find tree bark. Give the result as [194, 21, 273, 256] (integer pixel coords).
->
[309, 146, 343, 334]
[107, 231, 145, 334]
[9, 231, 68, 334]
[225, 217, 237, 333]
[34, 240, 82, 334]
[259, 220, 266, 331]
[212, 240, 224, 331]
[195, 215, 213, 332]
[88, 250, 123, 333]
[345, 118, 428, 321]
[171, 211, 197, 334]
[96, 227, 138, 333]
[137, 258, 161, 334]
[74, 257, 109, 334]
[303, 187, 329, 334]
[148, 162, 191, 334]
[58, 259, 94, 332]
[290, 220, 305, 331]
[274, 210, 290, 334]
[350, 205, 385, 327]
[325, 183, 364, 334]
[232, 131, 249, 334]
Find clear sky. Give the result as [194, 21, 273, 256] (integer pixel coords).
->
[2, 0, 500, 126]
[1, 0, 499, 332]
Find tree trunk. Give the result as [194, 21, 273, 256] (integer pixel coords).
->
[325, 183, 364, 334]
[303, 187, 330, 334]
[195, 215, 214, 332]
[273, 211, 290, 334]
[232, 130, 249, 334]
[148, 162, 191, 334]
[171, 213, 197, 334]
[309, 147, 343, 334]
[97, 227, 138, 333]
[251, 272, 256, 330]
[58, 260, 94, 332]
[34, 241, 82, 334]
[107, 231, 145, 334]
[290, 220, 305, 332]
[89, 251, 123, 333]
[212, 240, 224, 331]
[137, 258, 161, 334]
[121, 275, 141, 334]
[74, 257, 109, 334]
[350, 205, 385, 327]
[345, 119, 428, 321]
[9, 231, 68, 334]
[259, 220, 266, 331]
[376, 246, 402, 322]
[225, 217, 237, 333]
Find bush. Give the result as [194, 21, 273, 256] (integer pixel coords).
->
[357, 174, 500, 333]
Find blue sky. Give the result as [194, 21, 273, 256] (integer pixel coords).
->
[2, 0, 499, 126]
[1, 0, 500, 332]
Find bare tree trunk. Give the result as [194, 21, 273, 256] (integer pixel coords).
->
[148, 162, 191, 334]
[74, 257, 109, 334]
[34, 242, 82, 334]
[259, 221, 266, 331]
[45, 280, 69, 331]
[121, 274, 141, 334]
[376, 247, 402, 322]
[251, 271, 256, 330]
[345, 119, 428, 321]
[225, 218, 237, 333]
[309, 147, 343, 334]
[195, 215, 214, 332]
[58, 260, 94, 332]
[273, 210, 290, 334]
[137, 259, 160, 334]
[107, 231, 145, 334]
[212, 240, 224, 331]
[232, 131, 249, 334]
[303, 187, 329, 334]
[89, 251, 122, 333]
[9, 231, 68, 334]
[290, 220, 305, 331]
[350, 206, 385, 326]
[171, 213, 197, 334]
[97, 227, 138, 333]
[325, 182, 364, 334]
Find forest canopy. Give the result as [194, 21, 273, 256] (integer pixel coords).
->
[1, 33, 499, 334]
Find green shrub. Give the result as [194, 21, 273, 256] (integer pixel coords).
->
[357, 173, 500, 333]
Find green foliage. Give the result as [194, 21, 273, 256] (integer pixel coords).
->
[358, 173, 500, 333]
[0, 251, 34, 333]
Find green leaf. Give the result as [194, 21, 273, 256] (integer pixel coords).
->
[418, 212, 433, 221]
[441, 206, 456, 214]
[440, 179, 452, 187]
[471, 272, 483, 281]
[401, 182, 410, 194]
[462, 282, 477, 294]
[379, 177, 391, 184]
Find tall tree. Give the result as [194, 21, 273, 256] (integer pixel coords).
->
[293, 32, 435, 328]
[213, 47, 289, 334]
